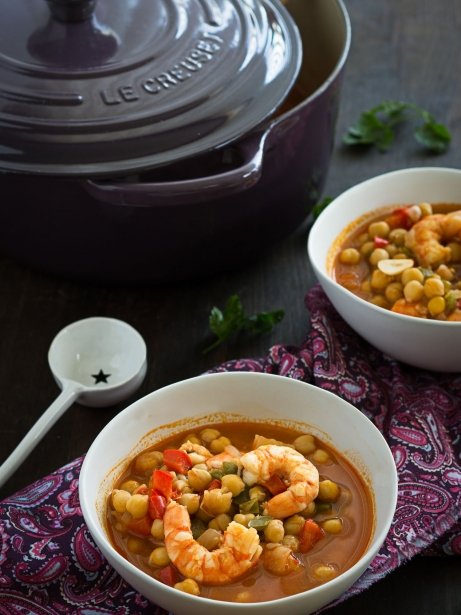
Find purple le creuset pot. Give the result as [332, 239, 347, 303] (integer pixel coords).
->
[0, 0, 351, 284]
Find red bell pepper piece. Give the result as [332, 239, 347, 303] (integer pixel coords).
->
[373, 236, 389, 248]
[208, 478, 222, 491]
[158, 564, 180, 586]
[152, 469, 173, 500]
[148, 491, 167, 520]
[385, 207, 412, 230]
[163, 449, 192, 474]
[125, 515, 152, 537]
[299, 519, 325, 553]
[262, 474, 286, 496]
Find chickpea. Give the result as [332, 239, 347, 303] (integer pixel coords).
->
[401, 267, 424, 285]
[201, 489, 233, 515]
[311, 448, 330, 464]
[187, 467, 212, 491]
[208, 513, 232, 532]
[125, 494, 149, 519]
[173, 479, 189, 493]
[264, 519, 285, 542]
[235, 591, 252, 602]
[148, 546, 170, 567]
[312, 564, 336, 581]
[369, 248, 390, 266]
[233, 513, 255, 526]
[188, 452, 207, 465]
[184, 434, 201, 446]
[300, 501, 316, 518]
[436, 264, 455, 281]
[321, 518, 343, 534]
[385, 243, 399, 257]
[368, 220, 390, 238]
[357, 232, 370, 244]
[385, 281, 404, 303]
[197, 528, 222, 550]
[210, 436, 231, 454]
[111, 489, 130, 513]
[370, 295, 389, 309]
[388, 228, 407, 246]
[200, 428, 221, 443]
[119, 479, 140, 494]
[370, 269, 392, 290]
[339, 248, 361, 265]
[134, 450, 163, 474]
[282, 534, 299, 551]
[360, 241, 375, 257]
[419, 201, 433, 217]
[283, 514, 305, 536]
[179, 492, 200, 515]
[361, 280, 372, 293]
[174, 579, 200, 596]
[424, 277, 445, 298]
[293, 434, 316, 455]
[317, 479, 340, 502]
[150, 518, 165, 541]
[127, 537, 148, 555]
[403, 280, 424, 302]
[193, 463, 208, 471]
[221, 474, 245, 497]
[248, 485, 267, 502]
[428, 296, 446, 316]
[263, 543, 300, 575]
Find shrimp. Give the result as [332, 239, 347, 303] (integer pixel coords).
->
[163, 501, 262, 585]
[240, 445, 319, 519]
[405, 211, 461, 267]
[206, 445, 242, 470]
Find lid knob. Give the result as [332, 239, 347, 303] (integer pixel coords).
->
[46, 0, 96, 22]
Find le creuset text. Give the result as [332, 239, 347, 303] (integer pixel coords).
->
[100, 34, 223, 106]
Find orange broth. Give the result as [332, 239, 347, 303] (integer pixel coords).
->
[106, 421, 374, 603]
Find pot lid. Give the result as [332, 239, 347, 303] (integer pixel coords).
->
[0, 0, 301, 176]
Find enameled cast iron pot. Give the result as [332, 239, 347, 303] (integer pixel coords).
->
[0, 0, 351, 283]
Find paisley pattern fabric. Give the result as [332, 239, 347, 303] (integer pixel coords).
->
[0, 285, 459, 613]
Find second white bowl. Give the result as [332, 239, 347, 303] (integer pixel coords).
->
[308, 167, 461, 372]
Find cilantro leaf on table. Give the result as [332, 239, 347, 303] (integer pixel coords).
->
[343, 100, 451, 153]
[203, 294, 284, 353]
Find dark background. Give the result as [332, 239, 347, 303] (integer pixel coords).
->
[1, 0, 460, 612]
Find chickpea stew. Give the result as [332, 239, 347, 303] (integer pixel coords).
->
[106, 421, 374, 603]
[333, 202, 461, 320]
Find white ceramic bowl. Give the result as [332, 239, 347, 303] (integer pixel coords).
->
[308, 167, 461, 372]
[79, 371, 397, 615]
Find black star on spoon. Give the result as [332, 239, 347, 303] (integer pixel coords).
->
[92, 369, 111, 384]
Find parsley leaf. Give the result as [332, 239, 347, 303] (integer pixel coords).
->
[343, 100, 451, 153]
[203, 294, 284, 353]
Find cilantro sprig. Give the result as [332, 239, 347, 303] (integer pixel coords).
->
[343, 100, 451, 153]
[203, 294, 284, 354]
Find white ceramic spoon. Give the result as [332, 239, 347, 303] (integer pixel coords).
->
[0, 316, 147, 488]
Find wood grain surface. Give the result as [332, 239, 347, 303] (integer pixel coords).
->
[1, 0, 460, 612]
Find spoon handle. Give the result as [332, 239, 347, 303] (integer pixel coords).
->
[0, 383, 80, 489]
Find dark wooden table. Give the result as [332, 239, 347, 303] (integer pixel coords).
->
[1, 0, 460, 613]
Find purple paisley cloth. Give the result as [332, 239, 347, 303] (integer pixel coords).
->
[0, 284, 460, 614]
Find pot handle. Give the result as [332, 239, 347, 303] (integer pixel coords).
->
[83, 129, 268, 207]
